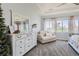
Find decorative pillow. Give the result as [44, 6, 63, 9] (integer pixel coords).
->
[40, 31, 45, 35]
[52, 33, 55, 36]
[38, 32, 40, 34]
[47, 32, 49, 33]
[43, 33, 46, 36]
[46, 32, 50, 36]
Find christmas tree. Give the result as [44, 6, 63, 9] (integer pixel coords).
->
[0, 3, 9, 56]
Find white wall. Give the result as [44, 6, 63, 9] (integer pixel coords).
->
[2, 3, 41, 31]
[29, 14, 41, 32]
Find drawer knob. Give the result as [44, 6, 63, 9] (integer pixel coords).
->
[20, 52, 22, 54]
[20, 41, 22, 43]
[20, 47, 22, 48]
[17, 36, 22, 38]
[28, 39, 30, 40]
[28, 45, 30, 47]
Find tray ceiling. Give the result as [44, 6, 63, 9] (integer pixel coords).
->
[36, 3, 79, 15]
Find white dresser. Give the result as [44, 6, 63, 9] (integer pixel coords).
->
[11, 32, 37, 56]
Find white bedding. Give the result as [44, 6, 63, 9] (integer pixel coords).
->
[70, 35, 79, 45]
[69, 35, 79, 54]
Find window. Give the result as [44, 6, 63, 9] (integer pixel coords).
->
[52, 20, 55, 32]
[44, 19, 53, 32]
[63, 20, 68, 32]
[56, 18, 68, 32]
[73, 17, 79, 33]
[44, 19, 50, 31]
[56, 20, 63, 32]
[43, 17, 69, 33]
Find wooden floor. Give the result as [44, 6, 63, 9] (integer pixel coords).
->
[24, 40, 78, 56]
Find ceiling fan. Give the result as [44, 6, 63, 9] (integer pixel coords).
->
[46, 3, 66, 13]
[56, 3, 79, 7]
[73, 3, 79, 5]
[56, 3, 66, 7]
[48, 3, 66, 10]
[45, 3, 79, 13]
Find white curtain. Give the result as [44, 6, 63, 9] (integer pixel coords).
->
[44, 19, 55, 32]
[42, 16, 79, 33]
[69, 16, 79, 33]
[41, 18, 45, 31]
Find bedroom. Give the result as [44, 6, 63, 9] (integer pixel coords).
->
[0, 3, 79, 56]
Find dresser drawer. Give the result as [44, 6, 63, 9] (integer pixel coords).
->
[33, 41, 37, 44]
[16, 49, 24, 56]
[25, 37, 32, 43]
[15, 44, 25, 56]
[24, 45, 31, 52]
[15, 34, 26, 40]
[16, 39, 25, 47]
[27, 38, 31, 41]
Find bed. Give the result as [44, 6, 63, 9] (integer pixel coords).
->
[68, 35, 79, 54]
